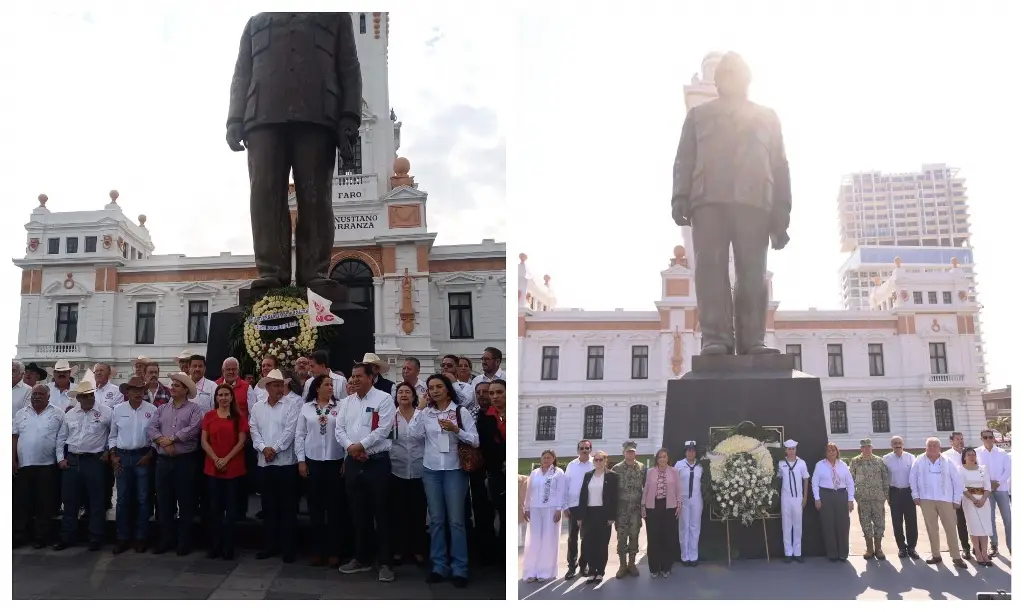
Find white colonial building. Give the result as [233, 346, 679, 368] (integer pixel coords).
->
[13, 12, 505, 381]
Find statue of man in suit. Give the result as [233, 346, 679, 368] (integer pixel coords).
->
[671, 52, 793, 356]
[226, 12, 362, 290]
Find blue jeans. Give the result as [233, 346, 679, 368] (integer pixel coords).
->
[115, 448, 152, 542]
[422, 467, 469, 578]
[990, 489, 1011, 551]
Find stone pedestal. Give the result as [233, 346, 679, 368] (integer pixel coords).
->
[663, 353, 829, 560]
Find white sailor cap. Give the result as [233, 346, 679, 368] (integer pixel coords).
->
[783, 439, 798, 449]
[684, 440, 697, 450]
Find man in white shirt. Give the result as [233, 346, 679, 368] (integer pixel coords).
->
[882, 435, 919, 559]
[440, 355, 474, 407]
[248, 369, 301, 563]
[941, 431, 973, 559]
[48, 360, 75, 412]
[777, 439, 810, 562]
[108, 376, 158, 554]
[177, 349, 193, 374]
[246, 355, 279, 409]
[910, 437, 968, 568]
[470, 347, 505, 390]
[303, 350, 348, 402]
[335, 363, 396, 581]
[12, 360, 31, 412]
[392, 357, 427, 399]
[92, 363, 123, 410]
[977, 429, 1012, 555]
[185, 355, 218, 414]
[562, 439, 594, 579]
[55, 378, 112, 551]
[13, 384, 67, 548]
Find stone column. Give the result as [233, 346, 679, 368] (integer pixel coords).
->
[373, 278, 384, 340]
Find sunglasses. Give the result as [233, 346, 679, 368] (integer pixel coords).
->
[579, 446, 591, 451]
[594, 458, 605, 463]
[981, 435, 994, 440]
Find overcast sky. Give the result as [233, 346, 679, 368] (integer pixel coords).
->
[509, 0, 1022, 389]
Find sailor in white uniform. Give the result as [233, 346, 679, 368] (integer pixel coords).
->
[674, 441, 703, 566]
[778, 439, 810, 562]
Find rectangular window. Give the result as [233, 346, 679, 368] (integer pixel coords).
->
[942, 291, 952, 304]
[130, 246, 137, 260]
[84, 236, 97, 253]
[827, 344, 844, 377]
[929, 342, 948, 375]
[868, 343, 885, 376]
[55, 303, 78, 343]
[785, 344, 802, 371]
[66, 237, 78, 254]
[187, 300, 209, 344]
[47, 238, 60, 254]
[913, 291, 923, 304]
[928, 291, 938, 304]
[135, 301, 156, 344]
[586, 346, 604, 380]
[631, 345, 649, 379]
[447, 292, 474, 339]
[540, 346, 559, 381]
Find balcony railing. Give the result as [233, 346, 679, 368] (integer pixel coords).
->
[333, 174, 378, 203]
[925, 373, 966, 384]
[30, 343, 86, 358]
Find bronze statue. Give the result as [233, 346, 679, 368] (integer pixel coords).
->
[671, 52, 792, 356]
[226, 13, 362, 290]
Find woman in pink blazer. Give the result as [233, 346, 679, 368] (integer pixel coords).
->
[642, 448, 682, 578]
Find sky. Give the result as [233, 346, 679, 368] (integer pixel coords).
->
[509, 0, 1022, 389]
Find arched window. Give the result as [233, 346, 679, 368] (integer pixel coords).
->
[871, 400, 890, 433]
[329, 258, 374, 307]
[583, 405, 603, 440]
[629, 405, 649, 439]
[829, 400, 849, 434]
[536, 406, 557, 441]
[934, 399, 955, 432]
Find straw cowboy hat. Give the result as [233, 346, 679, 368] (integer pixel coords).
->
[257, 369, 289, 390]
[356, 353, 390, 374]
[68, 373, 98, 400]
[167, 372, 197, 400]
[119, 376, 147, 395]
[48, 360, 78, 381]
[133, 355, 151, 365]
[178, 350, 194, 362]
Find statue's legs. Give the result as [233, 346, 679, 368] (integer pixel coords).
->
[730, 204, 773, 355]
[247, 126, 294, 288]
[290, 124, 339, 288]
[690, 204, 734, 354]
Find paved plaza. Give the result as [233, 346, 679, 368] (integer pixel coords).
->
[518, 508, 1011, 600]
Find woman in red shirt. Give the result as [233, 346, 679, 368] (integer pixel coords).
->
[201, 383, 249, 560]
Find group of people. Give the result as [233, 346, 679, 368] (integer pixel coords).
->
[12, 347, 506, 589]
[520, 431, 1011, 583]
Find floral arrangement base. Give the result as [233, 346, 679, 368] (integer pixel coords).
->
[662, 356, 830, 559]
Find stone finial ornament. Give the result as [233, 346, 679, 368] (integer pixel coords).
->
[543, 274, 551, 286]
[389, 157, 414, 189]
[671, 245, 688, 267]
[138, 214, 147, 227]
[37, 194, 48, 208]
[109, 189, 119, 203]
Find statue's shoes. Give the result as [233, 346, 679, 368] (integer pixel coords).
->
[745, 345, 780, 355]
[250, 277, 284, 289]
[700, 344, 730, 356]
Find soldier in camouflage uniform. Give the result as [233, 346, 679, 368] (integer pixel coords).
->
[849, 438, 892, 560]
[611, 441, 646, 578]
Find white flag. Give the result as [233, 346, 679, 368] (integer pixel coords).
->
[307, 288, 344, 328]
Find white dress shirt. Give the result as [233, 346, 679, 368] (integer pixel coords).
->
[302, 371, 348, 403]
[976, 445, 1011, 488]
[390, 408, 425, 479]
[247, 386, 268, 411]
[47, 382, 74, 411]
[811, 459, 856, 502]
[910, 454, 962, 503]
[882, 451, 915, 488]
[564, 457, 595, 509]
[248, 396, 300, 467]
[452, 381, 474, 409]
[470, 368, 505, 390]
[61, 404, 113, 457]
[675, 459, 704, 500]
[12, 381, 31, 412]
[191, 377, 218, 414]
[942, 446, 966, 464]
[407, 403, 478, 472]
[334, 386, 395, 456]
[108, 400, 159, 451]
[587, 472, 605, 506]
[13, 404, 66, 466]
[295, 399, 345, 462]
[526, 466, 566, 510]
[777, 457, 810, 499]
[94, 382, 124, 409]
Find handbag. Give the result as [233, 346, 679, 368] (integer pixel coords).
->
[454, 406, 483, 473]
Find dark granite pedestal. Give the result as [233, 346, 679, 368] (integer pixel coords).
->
[663, 353, 829, 560]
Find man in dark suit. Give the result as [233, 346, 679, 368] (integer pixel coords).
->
[226, 12, 362, 290]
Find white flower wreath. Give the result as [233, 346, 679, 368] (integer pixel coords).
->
[712, 451, 778, 526]
[243, 294, 318, 367]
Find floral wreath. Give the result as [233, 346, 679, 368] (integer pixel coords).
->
[243, 293, 317, 369]
[711, 451, 778, 526]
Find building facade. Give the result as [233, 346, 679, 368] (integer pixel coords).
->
[14, 13, 505, 381]
[982, 386, 1011, 421]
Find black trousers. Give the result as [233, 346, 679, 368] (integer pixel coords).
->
[155, 453, 197, 551]
[14, 464, 58, 545]
[345, 453, 391, 567]
[237, 440, 257, 517]
[644, 499, 678, 573]
[955, 504, 972, 554]
[60, 453, 106, 545]
[207, 476, 241, 556]
[390, 474, 428, 561]
[488, 471, 505, 550]
[468, 470, 497, 562]
[259, 465, 298, 557]
[246, 124, 336, 285]
[306, 459, 349, 559]
[819, 487, 851, 559]
[566, 505, 584, 571]
[888, 486, 918, 551]
[581, 517, 612, 575]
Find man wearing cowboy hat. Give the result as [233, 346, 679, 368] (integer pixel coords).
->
[147, 371, 204, 555]
[674, 441, 704, 566]
[14, 384, 67, 548]
[248, 368, 302, 563]
[23, 362, 48, 387]
[108, 376, 159, 554]
[359, 353, 395, 396]
[13, 360, 32, 412]
[247, 355, 280, 410]
[132, 356, 150, 380]
[177, 350, 193, 374]
[48, 360, 76, 412]
[55, 376, 113, 551]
